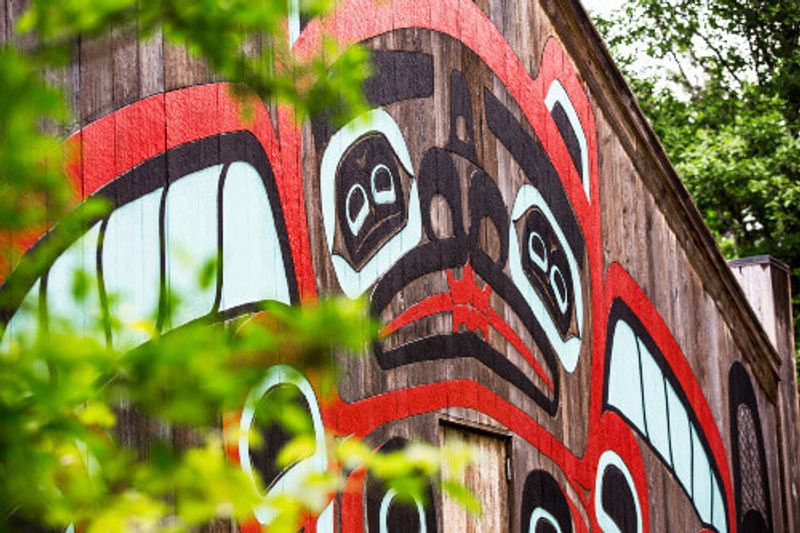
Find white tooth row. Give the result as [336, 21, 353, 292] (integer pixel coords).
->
[607, 318, 727, 533]
[3, 162, 291, 351]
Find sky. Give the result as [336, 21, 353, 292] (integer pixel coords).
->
[580, 0, 625, 17]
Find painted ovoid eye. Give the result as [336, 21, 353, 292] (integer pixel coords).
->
[346, 182, 369, 236]
[371, 163, 397, 205]
[520, 208, 574, 332]
[320, 108, 421, 299]
[528, 231, 548, 272]
[509, 183, 585, 373]
[594, 451, 642, 533]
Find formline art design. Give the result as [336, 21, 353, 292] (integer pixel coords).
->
[2, 0, 799, 531]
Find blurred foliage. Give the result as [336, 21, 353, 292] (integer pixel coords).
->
[2, 281, 478, 531]
[0, 0, 478, 531]
[592, 0, 800, 378]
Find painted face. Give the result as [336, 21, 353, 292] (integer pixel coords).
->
[313, 43, 591, 419]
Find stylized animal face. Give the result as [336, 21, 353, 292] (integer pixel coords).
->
[309, 38, 592, 423]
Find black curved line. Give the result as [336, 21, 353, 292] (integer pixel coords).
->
[729, 360, 773, 532]
[96, 216, 112, 347]
[375, 332, 557, 416]
[213, 163, 231, 314]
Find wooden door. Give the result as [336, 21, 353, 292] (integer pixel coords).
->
[440, 424, 510, 532]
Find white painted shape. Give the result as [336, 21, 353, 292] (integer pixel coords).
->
[164, 165, 220, 329]
[2, 279, 41, 350]
[594, 450, 642, 533]
[319, 109, 420, 297]
[220, 162, 290, 311]
[239, 365, 328, 525]
[379, 489, 427, 533]
[371, 164, 397, 205]
[691, 426, 712, 525]
[529, 508, 563, 533]
[545, 79, 590, 201]
[638, 339, 671, 464]
[345, 183, 369, 236]
[606, 319, 645, 431]
[509, 184, 584, 372]
[711, 473, 726, 533]
[549, 266, 569, 313]
[528, 232, 548, 272]
[46, 222, 102, 340]
[287, 0, 301, 46]
[316, 501, 335, 533]
[103, 187, 162, 349]
[665, 382, 693, 495]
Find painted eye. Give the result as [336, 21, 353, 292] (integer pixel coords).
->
[320, 109, 421, 298]
[367, 437, 438, 533]
[518, 208, 574, 331]
[549, 265, 569, 314]
[509, 183, 585, 373]
[346, 183, 369, 236]
[522, 470, 574, 533]
[594, 451, 642, 533]
[371, 163, 397, 205]
[528, 231, 548, 272]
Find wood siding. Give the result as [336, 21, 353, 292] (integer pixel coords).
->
[2, 0, 798, 531]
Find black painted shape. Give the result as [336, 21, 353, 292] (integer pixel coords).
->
[520, 470, 573, 533]
[468, 169, 509, 269]
[549, 102, 583, 180]
[334, 133, 407, 269]
[483, 87, 585, 261]
[742, 510, 770, 533]
[602, 298, 728, 531]
[520, 208, 573, 336]
[250, 383, 314, 492]
[374, 332, 556, 415]
[418, 147, 466, 243]
[445, 70, 478, 164]
[600, 464, 637, 533]
[366, 437, 438, 533]
[365, 50, 435, 108]
[729, 361, 773, 532]
[313, 50, 434, 150]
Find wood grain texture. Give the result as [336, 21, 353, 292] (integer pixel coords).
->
[2, 0, 797, 531]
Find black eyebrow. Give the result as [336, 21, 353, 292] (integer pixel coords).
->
[312, 50, 434, 149]
[484, 87, 585, 260]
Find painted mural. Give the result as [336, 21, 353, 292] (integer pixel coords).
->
[0, 0, 785, 531]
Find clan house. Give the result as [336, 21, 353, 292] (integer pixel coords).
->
[2, 0, 799, 531]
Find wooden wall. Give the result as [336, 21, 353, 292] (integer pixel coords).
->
[2, 0, 799, 531]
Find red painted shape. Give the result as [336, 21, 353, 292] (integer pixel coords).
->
[81, 113, 116, 198]
[380, 264, 554, 391]
[340, 468, 366, 533]
[165, 84, 219, 150]
[114, 94, 166, 181]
